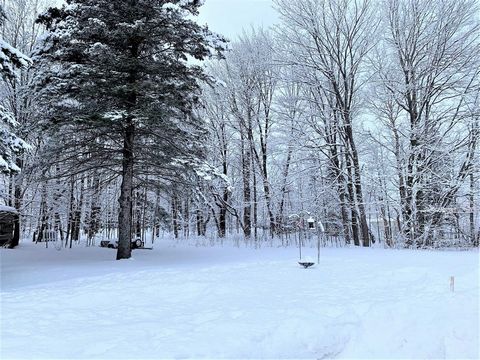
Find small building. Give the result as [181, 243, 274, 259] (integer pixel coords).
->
[0, 205, 20, 248]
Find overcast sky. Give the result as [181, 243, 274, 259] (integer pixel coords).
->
[197, 0, 278, 40]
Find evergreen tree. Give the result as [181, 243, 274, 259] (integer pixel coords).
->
[35, 0, 225, 259]
[0, 5, 31, 174]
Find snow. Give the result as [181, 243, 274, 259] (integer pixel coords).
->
[1, 241, 478, 359]
[0, 105, 31, 173]
[0, 39, 31, 69]
[0, 205, 17, 213]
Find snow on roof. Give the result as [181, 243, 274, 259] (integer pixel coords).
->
[0, 205, 18, 213]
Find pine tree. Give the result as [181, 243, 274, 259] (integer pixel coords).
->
[0, 5, 31, 174]
[34, 0, 225, 259]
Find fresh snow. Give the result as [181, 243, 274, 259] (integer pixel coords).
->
[1, 241, 478, 359]
[0, 205, 17, 213]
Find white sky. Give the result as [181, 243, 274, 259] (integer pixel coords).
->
[197, 0, 278, 40]
[52, 0, 278, 40]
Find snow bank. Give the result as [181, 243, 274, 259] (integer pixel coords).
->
[1, 241, 478, 359]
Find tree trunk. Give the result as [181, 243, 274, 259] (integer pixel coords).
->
[183, 196, 190, 238]
[35, 183, 49, 243]
[345, 127, 370, 247]
[470, 171, 475, 243]
[219, 187, 228, 238]
[135, 190, 142, 239]
[278, 145, 293, 232]
[241, 130, 251, 239]
[65, 176, 75, 247]
[380, 196, 392, 247]
[218, 133, 228, 237]
[253, 164, 258, 241]
[344, 150, 360, 246]
[71, 177, 85, 245]
[328, 130, 351, 245]
[87, 171, 101, 246]
[172, 193, 180, 239]
[53, 167, 65, 246]
[8, 157, 23, 248]
[116, 120, 135, 260]
[196, 209, 203, 236]
[257, 136, 275, 238]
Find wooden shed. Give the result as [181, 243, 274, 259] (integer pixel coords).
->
[0, 205, 20, 248]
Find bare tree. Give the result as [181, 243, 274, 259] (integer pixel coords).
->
[275, 0, 378, 246]
[375, 0, 480, 246]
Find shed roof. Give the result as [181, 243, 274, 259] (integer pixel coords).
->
[0, 205, 19, 221]
[0, 205, 18, 213]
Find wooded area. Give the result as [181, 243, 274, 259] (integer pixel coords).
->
[0, 0, 478, 258]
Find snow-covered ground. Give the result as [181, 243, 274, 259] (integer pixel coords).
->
[1, 240, 478, 359]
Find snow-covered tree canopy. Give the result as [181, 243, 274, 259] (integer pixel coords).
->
[0, 5, 31, 79]
[34, 0, 226, 177]
[0, 4, 31, 174]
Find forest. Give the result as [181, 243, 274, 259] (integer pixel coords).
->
[0, 0, 479, 259]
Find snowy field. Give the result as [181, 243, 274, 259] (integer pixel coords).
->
[1, 240, 479, 359]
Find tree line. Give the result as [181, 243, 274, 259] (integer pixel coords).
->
[198, 0, 479, 248]
[0, 0, 478, 257]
